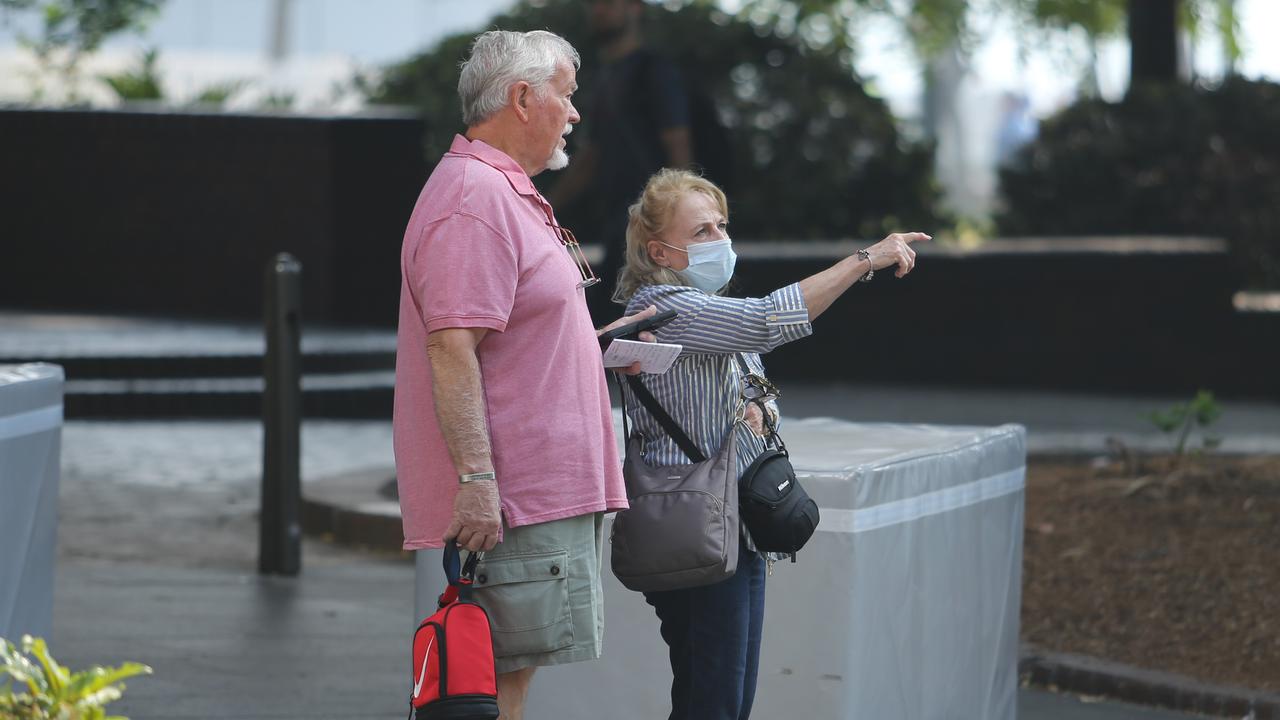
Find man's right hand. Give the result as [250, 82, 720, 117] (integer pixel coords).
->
[443, 480, 502, 552]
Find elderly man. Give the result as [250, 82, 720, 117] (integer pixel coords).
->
[394, 30, 649, 720]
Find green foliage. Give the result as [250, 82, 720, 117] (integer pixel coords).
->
[1148, 389, 1223, 456]
[258, 90, 296, 111]
[0, 634, 151, 719]
[364, 0, 942, 240]
[0, 0, 160, 52]
[188, 79, 248, 107]
[895, 0, 970, 58]
[1180, 0, 1242, 64]
[0, 0, 163, 100]
[99, 47, 161, 101]
[724, 0, 1239, 66]
[997, 76, 1280, 288]
[1017, 0, 1127, 36]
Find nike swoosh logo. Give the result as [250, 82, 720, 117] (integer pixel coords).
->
[412, 635, 434, 698]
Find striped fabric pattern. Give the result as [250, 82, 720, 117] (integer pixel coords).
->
[621, 283, 813, 476]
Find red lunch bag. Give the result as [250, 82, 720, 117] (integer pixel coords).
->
[409, 543, 499, 720]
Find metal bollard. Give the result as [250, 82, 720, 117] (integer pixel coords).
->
[260, 253, 303, 576]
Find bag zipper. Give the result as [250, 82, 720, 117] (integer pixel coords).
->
[630, 488, 724, 511]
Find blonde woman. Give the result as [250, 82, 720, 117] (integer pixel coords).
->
[614, 168, 928, 719]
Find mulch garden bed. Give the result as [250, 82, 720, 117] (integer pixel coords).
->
[1022, 454, 1280, 693]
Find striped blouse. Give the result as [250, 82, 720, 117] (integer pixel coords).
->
[620, 282, 813, 477]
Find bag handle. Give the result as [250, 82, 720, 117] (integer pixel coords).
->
[440, 542, 483, 604]
[622, 352, 758, 464]
[625, 375, 707, 463]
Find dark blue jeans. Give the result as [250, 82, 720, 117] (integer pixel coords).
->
[643, 550, 767, 720]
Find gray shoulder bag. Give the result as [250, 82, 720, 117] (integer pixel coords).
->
[609, 373, 743, 593]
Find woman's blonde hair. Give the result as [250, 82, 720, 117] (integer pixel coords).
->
[612, 168, 730, 304]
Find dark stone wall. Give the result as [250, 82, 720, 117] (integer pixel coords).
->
[1, 108, 1273, 395]
[725, 242, 1277, 396]
[0, 107, 428, 324]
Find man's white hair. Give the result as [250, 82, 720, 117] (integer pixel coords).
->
[458, 30, 580, 127]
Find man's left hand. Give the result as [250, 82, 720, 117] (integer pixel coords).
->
[598, 305, 658, 376]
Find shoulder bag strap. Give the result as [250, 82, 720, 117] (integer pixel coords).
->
[625, 375, 708, 463]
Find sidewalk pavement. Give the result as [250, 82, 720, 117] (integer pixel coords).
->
[43, 410, 1254, 719]
[772, 383, 1280, 456]
[53, 554, 1212, 720]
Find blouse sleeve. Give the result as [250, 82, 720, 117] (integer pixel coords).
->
[630, 283, 813, 354]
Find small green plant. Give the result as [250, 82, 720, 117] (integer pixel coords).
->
[259, 90, 295, 111]
[0, 635, 151, 719]
[1148, 389, 1224, 457]
[99, 47, 163, 102]
[0, 0, 163, 103]
[188, 79, 248, 108]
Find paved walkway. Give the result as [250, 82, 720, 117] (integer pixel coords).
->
[53, 554, 1211, 720]
[43, 420, 1234, 718]
[769, 383, 1280, 455]
[55, 376, 1280, 495]
[14, 308, 1272, 717]
[6, 308, 1279, 455]
[0, 310, 394, 357]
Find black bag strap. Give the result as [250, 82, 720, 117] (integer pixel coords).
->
[442, 541, 482, 602]
[442, 541, 482, 583]
[625, 375, 707, 463]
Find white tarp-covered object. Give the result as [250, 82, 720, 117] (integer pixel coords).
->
[521, 419, 1026, 720]
[0, 363, 63, 642]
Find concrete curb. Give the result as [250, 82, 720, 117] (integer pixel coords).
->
[1019, 645, 1280, 719]
[302, 469, 405, 552]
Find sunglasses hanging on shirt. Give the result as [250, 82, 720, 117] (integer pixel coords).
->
[547, 222, 600, 289]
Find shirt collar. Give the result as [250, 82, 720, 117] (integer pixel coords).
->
[447, 134, 538, 198]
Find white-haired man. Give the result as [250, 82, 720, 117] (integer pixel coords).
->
[393, 30, 648, 720]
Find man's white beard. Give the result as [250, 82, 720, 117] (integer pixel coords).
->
[546, 147, 570, 171]
[546, 123, 572, 171]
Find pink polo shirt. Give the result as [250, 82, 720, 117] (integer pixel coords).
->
[393, 135, 628, 550]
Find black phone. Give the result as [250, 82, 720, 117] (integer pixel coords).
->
[598, 309, 678, 350]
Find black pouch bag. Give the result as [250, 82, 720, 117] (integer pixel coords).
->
[734, 355, 819, 557]
[738, 445, 819, 556]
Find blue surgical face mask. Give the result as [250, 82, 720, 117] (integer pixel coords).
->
[666, 238, 736, 294]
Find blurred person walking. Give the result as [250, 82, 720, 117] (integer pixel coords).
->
[614, 169, 929, 719]
[393, 30, 652, 720]
[550, 0, 696, 298]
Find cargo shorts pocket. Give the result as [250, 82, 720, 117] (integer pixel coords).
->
[472, 549, 574, 657]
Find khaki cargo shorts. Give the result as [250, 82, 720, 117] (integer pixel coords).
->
[415, 512, 605, 674]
